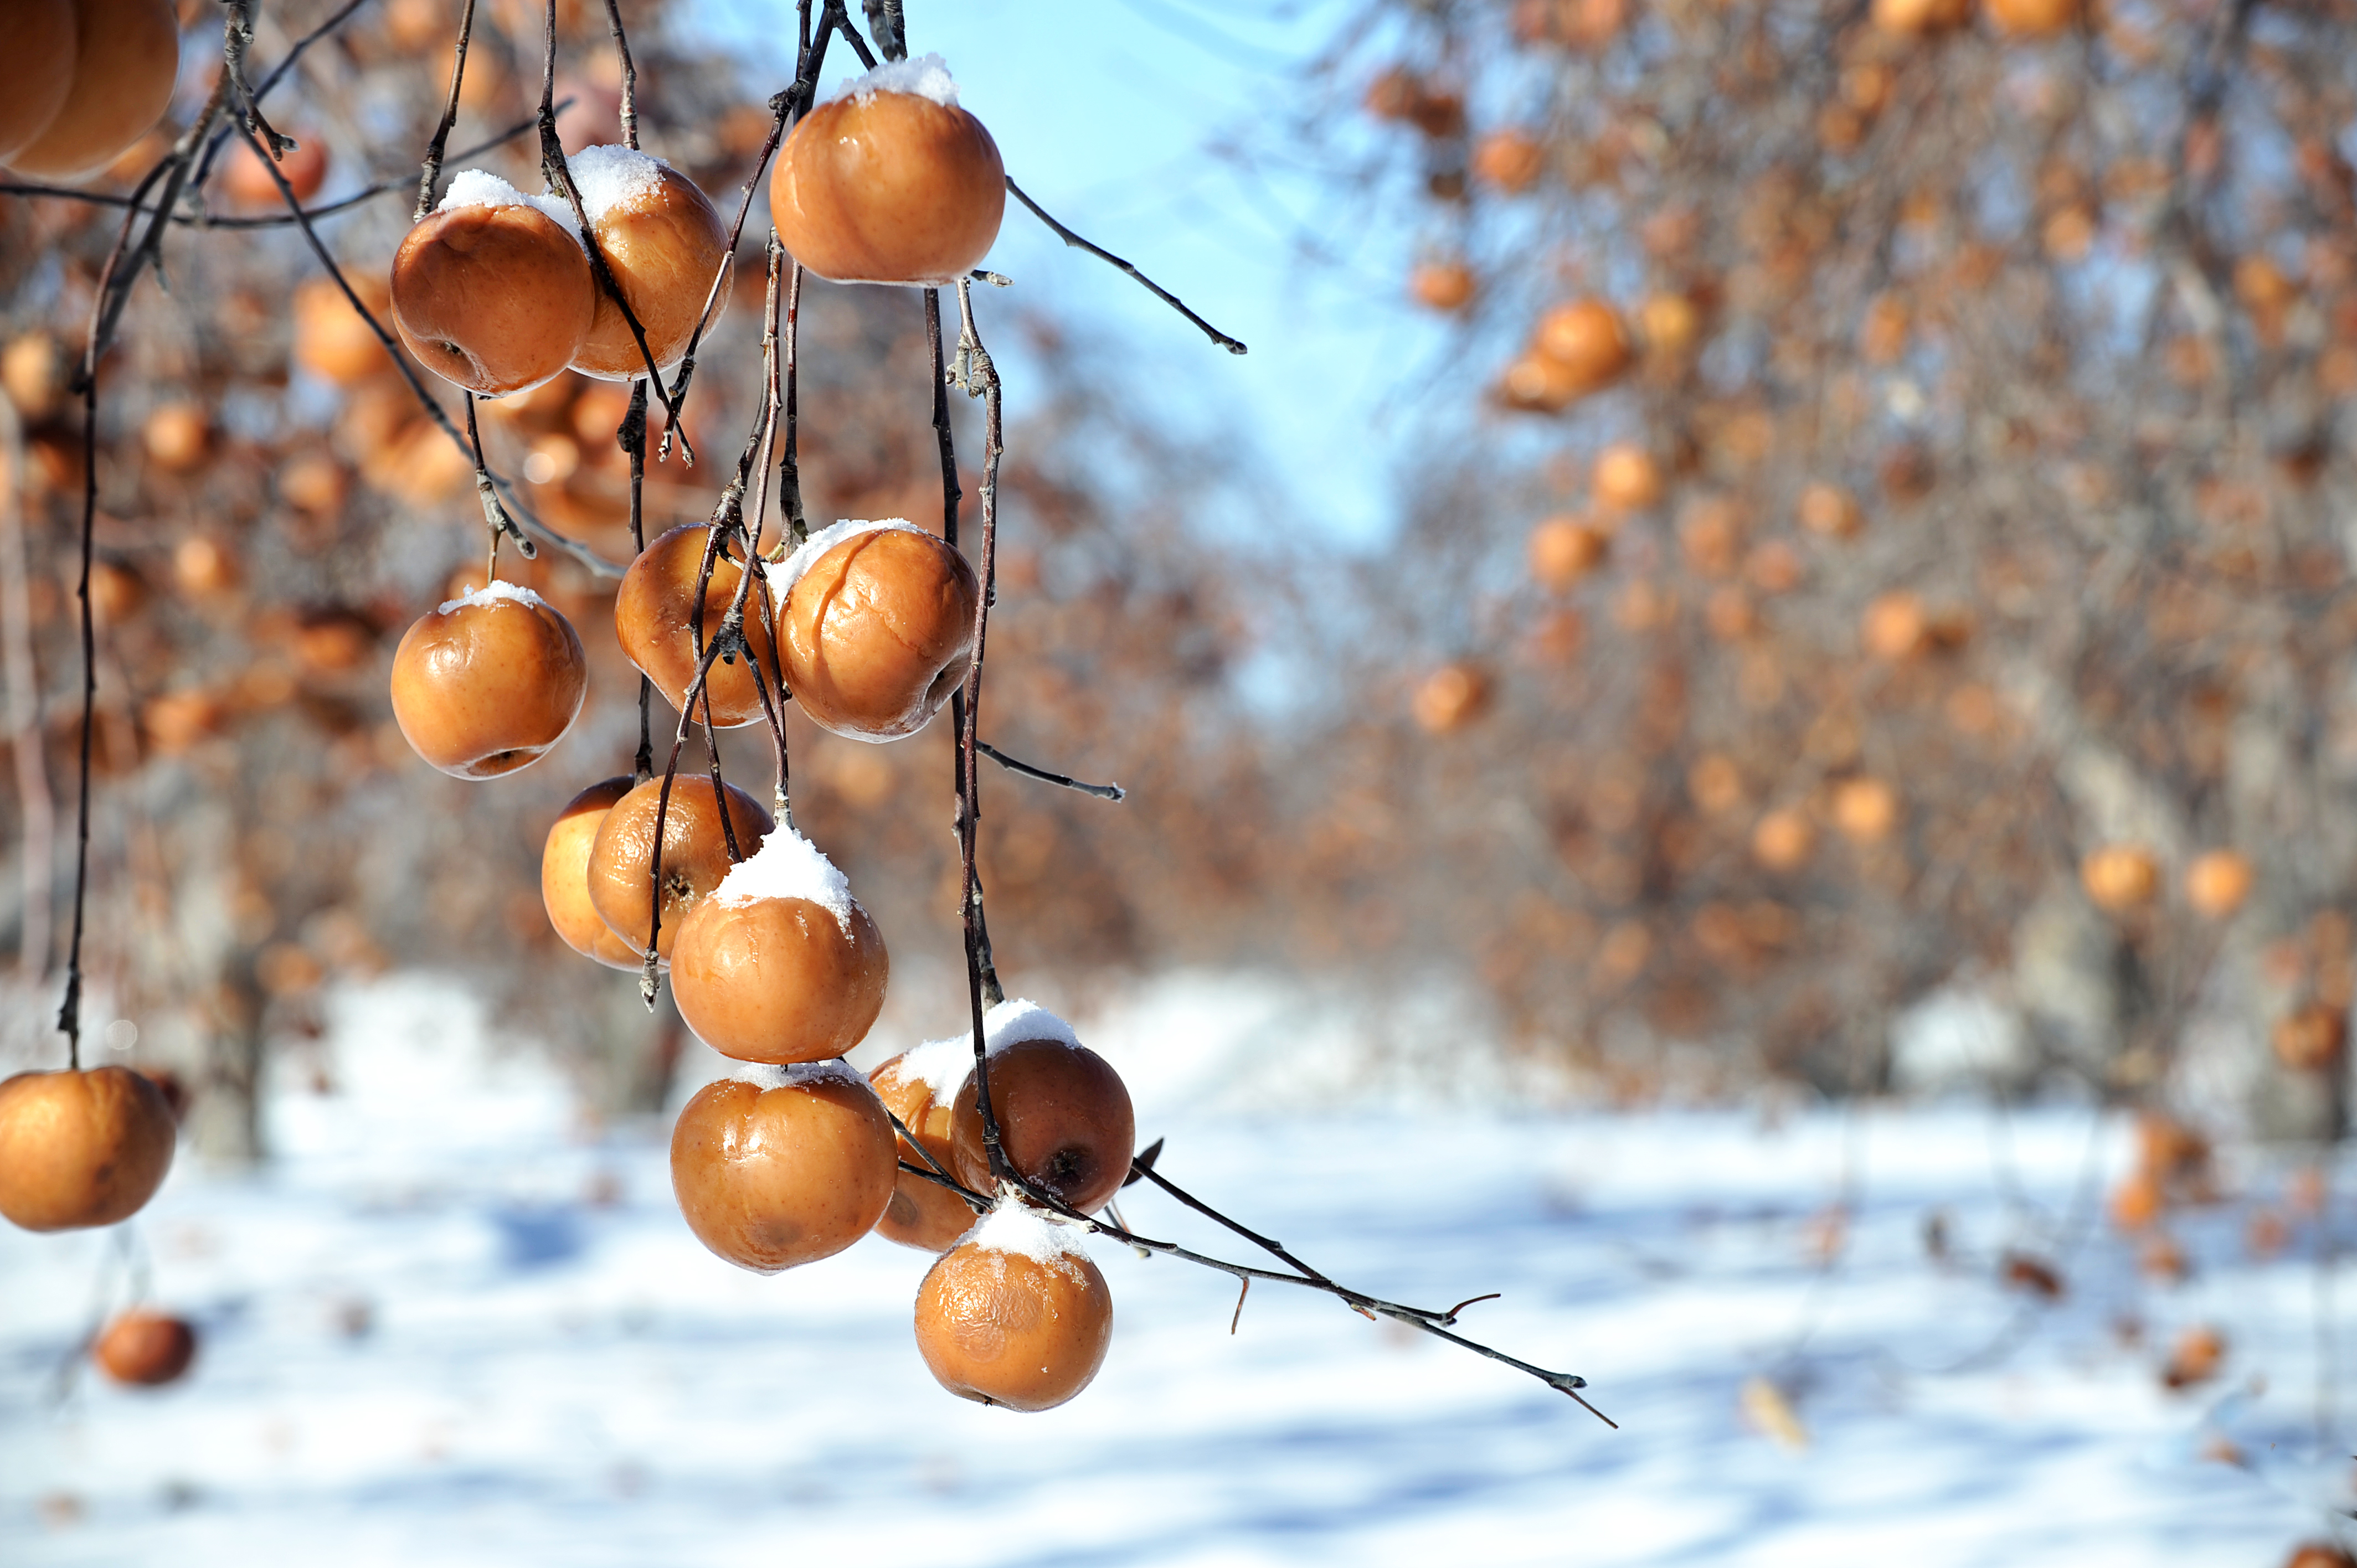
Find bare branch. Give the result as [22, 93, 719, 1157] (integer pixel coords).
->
[1005, 177, 1247, 355]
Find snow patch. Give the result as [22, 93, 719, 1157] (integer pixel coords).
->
[565, 143, 671, 224]
[436, 169, 580, 239]
[898, 997, 1083, 1100]
[438, 579, 547, 616]
[961, 1194, 1089, 1264]
[775, 517, 934, 601]
[708, 825, 853, 933]
[838, 53, 959, 109]
[724, 1058, 864, 1092]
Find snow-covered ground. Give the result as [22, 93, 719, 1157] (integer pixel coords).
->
[3, 976, 2351, 1566]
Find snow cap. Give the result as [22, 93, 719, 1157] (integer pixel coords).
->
[838, 53, 958, 109]
[961, 1193, 1090, 1264]
[565, 144, 673, 225]
[725, 1058, 865, 1092]
[709, 824, 855, 933]
[438, 579, 546, 616]
[775, 517, 935, 600]
[437, 169, 580, 238]
[896, 997, 1083, 1100]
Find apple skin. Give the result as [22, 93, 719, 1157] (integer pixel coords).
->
[574, 161, 732, 379]
[389, 595, 587, 780]
[0, 0, 77, 167]
[914, 1237, 1113, 1411]
[947, 1035, 1136, 1216]
[391, 203, 597, 396]
[92, 1309, 197, 1386]
[669, 1070, 898, 1272]
[868, 1054, 980, 1252]
[0, 1067, 176, 1232]
[769, 90, 1006, 286]
[584, 776, 773, 961]
[670, 894, 888, 1065]
[777, 528, 979, 742]
[614, 523, 783, 730]
[542, 776, 645, 969]
[6, 0, 178, 184]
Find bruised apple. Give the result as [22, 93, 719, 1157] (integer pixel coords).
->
[565, 145, 731, 378]
[615, 523, 782, 728]
[541, 776, 642, 969]
[769, 56, 1005, 286]
[585, 775, 772, 960]
[777, 521, 979, 741]
[668, 828, 889, 1064]
[0, 1066, 174, 1231]
[914, 1198, 1113, 1411]
[946, 1000, 1135, 1215]
[669, 1061, 897, 1272]
[392, 172, 595, 396]
[389, 583, 586, 778]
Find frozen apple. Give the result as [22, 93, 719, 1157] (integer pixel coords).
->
[0, 1066, 175, 1231]
[391, 171, 596, 396]
[669, 1060, 897, 1272]
[946, 999, 1135, 1215]
[6, 0, 177, 183]
[775, 520, 978, 742]
[769, 55, 1005, 286]
[668, 827, 889, 1064]
[541, 776, 644, 969]
[0, 0, 76, 167]
[563, 145, 732, 379]
[869, 1034, 991, 1252]
[914, 1198, 1112, 1411]
[584, 774, 773, 961]
[615, 522, 783, 729]
[389, 582, 586, 779]
[91, 1308, 197, 1386]
[220, 132, 330, 211]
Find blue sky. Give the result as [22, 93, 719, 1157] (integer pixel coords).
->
[683, 0, 1450, 549]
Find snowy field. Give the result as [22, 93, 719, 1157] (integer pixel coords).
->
[2, 977, 2353, 1567]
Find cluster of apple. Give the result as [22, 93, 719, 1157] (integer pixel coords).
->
[384, 59, 1134, 1409]
[1, 0, 179, 186]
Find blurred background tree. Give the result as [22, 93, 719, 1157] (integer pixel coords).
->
[1, 0, 2351, 1174]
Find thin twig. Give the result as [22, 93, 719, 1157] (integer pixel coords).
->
[975, 741, 1124, 801]
[1005, 178, 1248, 355]
[462, 390, 536, 561]
[415, 0, 480, 218]
[222, 0, 297, 159]
[7, 109, 557, 228]
[600, 0, 640, 150]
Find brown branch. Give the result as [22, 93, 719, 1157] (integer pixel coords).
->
[599, 0, 640, 150]
[415, 0, 480, 218]
[222, 0, 296, 159]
